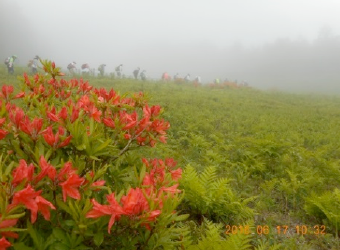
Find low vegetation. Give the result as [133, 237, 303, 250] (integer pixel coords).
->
[0, 62, 340, 249]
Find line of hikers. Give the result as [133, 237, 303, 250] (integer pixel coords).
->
[68, 63, 148, 81]
[4, 55, 238, 85]
[4, 55, 198, 83]
[162, 72, 202, 84]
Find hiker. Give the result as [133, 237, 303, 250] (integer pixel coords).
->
[31, 55, 40, 74]
[140, 70, 147, 81]
[174, 73, 179, 80]
[81, 63, 90, 75]
[5, 55, 17, 74]
[67, 61, 77, 75]
[133, 67, 140, 80]
[162, 72, 170, 81]
[184, 74, 191, 82]
[194, 76, 201, 84]
[98, 64, 106, 77]
[115, 64, 123, 78]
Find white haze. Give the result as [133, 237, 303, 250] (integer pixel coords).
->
[1, 0, 340, 92]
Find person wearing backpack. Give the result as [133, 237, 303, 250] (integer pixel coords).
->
[98, 64, 106, 77]
[184, 74, 191, 82]
[133, 67, 140, 80]
[31, 55, 40, 74]
[5, 55, 17, 74]
[115, 64, 123, 78]
[67, 61, 77, 75]
[140, 70, 147, 81]
[81, 63, 90, 76]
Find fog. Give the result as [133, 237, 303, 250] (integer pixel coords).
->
[1, 0, 340, 92]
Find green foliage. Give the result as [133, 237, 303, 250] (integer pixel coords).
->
[304, 189, 340, 233]
[187, 219, 252, 250]
[2, 64, 340, 248]
[180, 165, 254, 223]
[0, 61, 186, 249]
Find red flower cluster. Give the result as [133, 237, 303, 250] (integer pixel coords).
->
[86, 158, 181, 233]
[0, 61, 175, 249]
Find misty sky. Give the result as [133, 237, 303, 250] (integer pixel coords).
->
[1, 0, 340, 92]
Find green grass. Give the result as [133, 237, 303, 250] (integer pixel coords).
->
[2, 65, 340, 249]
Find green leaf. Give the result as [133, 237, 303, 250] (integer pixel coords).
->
[51, 243, 70, 250]
[11, 140, 28, 159]
[94, 231, 104, 247]
[52, 228, 70, 247]
[62, 220, 76, 227]
[56, 198, 73, 215]
[4, 161, 15, 177]
[173, 214, 190, 221]
[93, 139, 111, 154]
[76, 144, 86, 151]
[139, 164, 146, 185]
[12, 242, 35, 250]
[27, 221, 43, 250]
[4, 212, 26, 219]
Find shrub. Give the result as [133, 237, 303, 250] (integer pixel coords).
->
[0, 60, 188, 249]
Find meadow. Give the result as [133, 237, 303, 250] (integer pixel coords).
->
[1, 64, 340, 249]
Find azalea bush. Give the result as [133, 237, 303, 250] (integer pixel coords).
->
[0, 60, 188, 249]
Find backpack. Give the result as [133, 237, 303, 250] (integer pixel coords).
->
[4, 57, 10, 66]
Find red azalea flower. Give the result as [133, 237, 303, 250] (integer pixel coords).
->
[11, 185, 55, 223]
[0, 118, 5, 127]
[91, 180, 105, 188]
[35, 156, 56, 183]
[8, 107, 25, 129]
[46, 107, 59, 122]
[70, 106, 79, 123]
[42, 126, 72, 148]
[57, 162, 76, 181]
[0, 216, 19, 239]
[120, 188, 149, 216]
[20, 117, 43, 140]
[14, 92, 25, 99]
[59, 174, 85, 202]
[1, 85, 14, 100]
[159, 136, 167, 144]
[0, 130, 8, 140]
[58, 107, 68, 120]
[143, 210, 161, 222]
[165, 158, 177, 169]
[42, 126, 55, 146]
[0, 236, 11, 250]
[0, 217, 18, 229]
[79, 81, 92, 93]
[140, 210, 162, 231]
[151, 105, 161, 116]
[121, 111, 138, 130]
[103, 117, 115, 128]
[86, 199, 112, 218]
[160, 184, 181, 194]
[35, 196, 56, 221]
[86, 193, 126, 233]
[151, 119, 170, 135]
[170, 168, 182, 181]
[11, 159, 34, 186]
[89, 106, 102, 123]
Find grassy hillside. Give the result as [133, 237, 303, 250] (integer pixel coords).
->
[1, 65, 340, 249]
